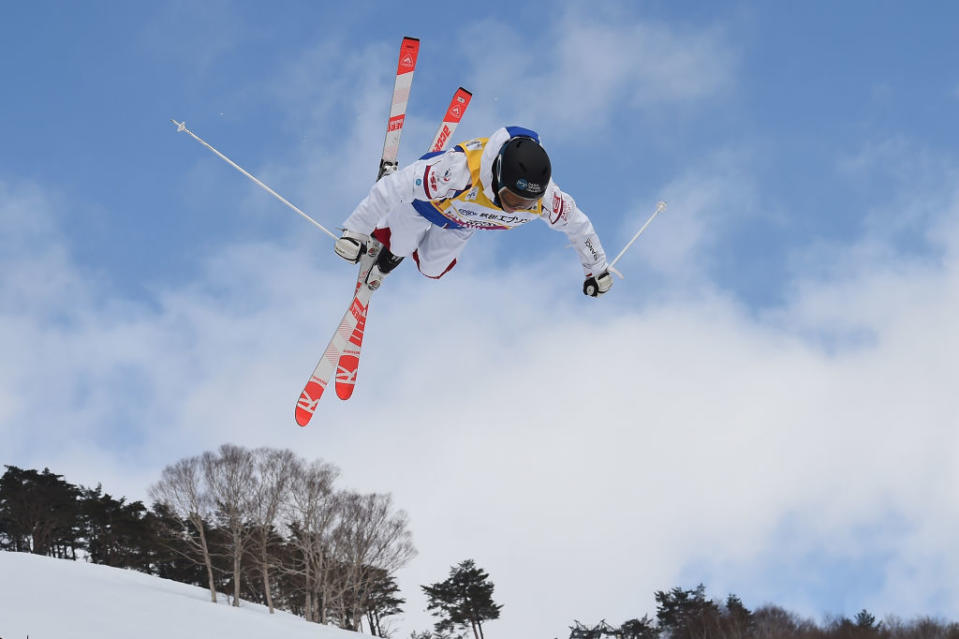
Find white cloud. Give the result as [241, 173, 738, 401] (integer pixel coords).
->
[613, 149, 761, 286]
[459, 11, 737, 135]
[250, 37, 454, 236]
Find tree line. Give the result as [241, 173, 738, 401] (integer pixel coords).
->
[567, 584, 959, 639]
[7, 456, 958, 639]
[0, 446, 415, 635]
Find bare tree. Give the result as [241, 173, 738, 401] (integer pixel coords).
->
[148, 445, 414, 629]
[284, 457, 341, 624]
[248, 447, 297, 614]
[148, 456, 218, 603]
[203, 444, 256, 607]
[333, 491, 417, 632]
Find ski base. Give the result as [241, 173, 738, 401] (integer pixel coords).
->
[294, 241, 381, 427]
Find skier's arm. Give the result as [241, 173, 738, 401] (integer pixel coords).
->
[342, 151, 471, 235]
[541, 184, 609, 277]
[341, 162, 421, 236]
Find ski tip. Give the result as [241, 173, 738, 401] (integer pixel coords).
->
[335, 363, 358, 401]
[295, 380, 327, 427]
[294, 400, 313, 427]
[457, 86, 473, 96]
[397, 39, 420, 74]
[402, 35, 421, 43]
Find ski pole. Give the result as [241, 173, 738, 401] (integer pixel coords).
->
[607, 200, 667, 278]
[171, 120, 339, 241]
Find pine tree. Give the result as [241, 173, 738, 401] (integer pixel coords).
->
[79, 485, 154, 570]
[365, 570, 405, 637]
[0, 465, 82, 556]
[654, 584, 721, 639]
[724, 593, 753, 637]
[855, 609, 880, 632]
[620, 615, 659, 639]
[422, 559, 502, 639]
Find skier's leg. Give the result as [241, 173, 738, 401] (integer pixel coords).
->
[413, 226, 474, 278]
[362, 204, 432, 288]
[373, 204, 432, 258]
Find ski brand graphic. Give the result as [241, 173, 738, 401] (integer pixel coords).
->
[295, 283, 375, 425]
[396, 38, 420, 74]
[380, 37, 420, 178]
[435, 124, 452, 150]
[334, 285, 370, 400]
[335, 357, 360, 387]
[295, 376, 327, 421]
[347, 297, 368, 337]
[429, 88, 472, 152]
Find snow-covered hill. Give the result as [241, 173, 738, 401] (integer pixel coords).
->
[0, 551, 361, 639]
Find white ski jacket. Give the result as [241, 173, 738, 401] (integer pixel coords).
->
[343, 127, 609, 277]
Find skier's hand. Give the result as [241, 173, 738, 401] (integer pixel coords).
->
[583, 270, 613, 297]
[334, 230, 369, 263]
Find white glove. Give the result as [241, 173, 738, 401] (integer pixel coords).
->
[334, 230, 369, 263]
[583, 270, 613, 297]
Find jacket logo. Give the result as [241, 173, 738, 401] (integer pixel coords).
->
[550, 194, 567, 223]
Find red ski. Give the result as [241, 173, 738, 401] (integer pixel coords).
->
[378, 37, 420, 179]
[332, 87, 473, 401]
[427, 87, 473, 153]
[295, 243, 380, 426]
[296, 36, 419, 427]
[295, 40, 473, 426]
[332, 245, 380, 400]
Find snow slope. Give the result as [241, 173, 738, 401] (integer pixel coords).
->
[0, 551, 361, 639]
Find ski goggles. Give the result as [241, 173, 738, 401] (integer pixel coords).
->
[497, 186, 541, 211]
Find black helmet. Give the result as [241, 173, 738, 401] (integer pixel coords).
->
[493, 135, 551, 202]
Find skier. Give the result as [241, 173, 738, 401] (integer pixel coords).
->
[333, 126, 613, 297]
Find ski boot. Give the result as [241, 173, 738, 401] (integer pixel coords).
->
[356, 238, 404, 291]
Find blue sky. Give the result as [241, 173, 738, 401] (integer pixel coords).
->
[3, 2, 955, 306]
[3, 2, 959, 638]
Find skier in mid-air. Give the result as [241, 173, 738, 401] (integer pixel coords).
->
[171, 41, 647, 426]
[333, 126, 614, 297]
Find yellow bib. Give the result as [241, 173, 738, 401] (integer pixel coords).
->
[420, 137, 543, 231]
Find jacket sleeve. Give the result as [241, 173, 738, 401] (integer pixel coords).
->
[540, 183, 609, 276]
[341, 151, 471, 234]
